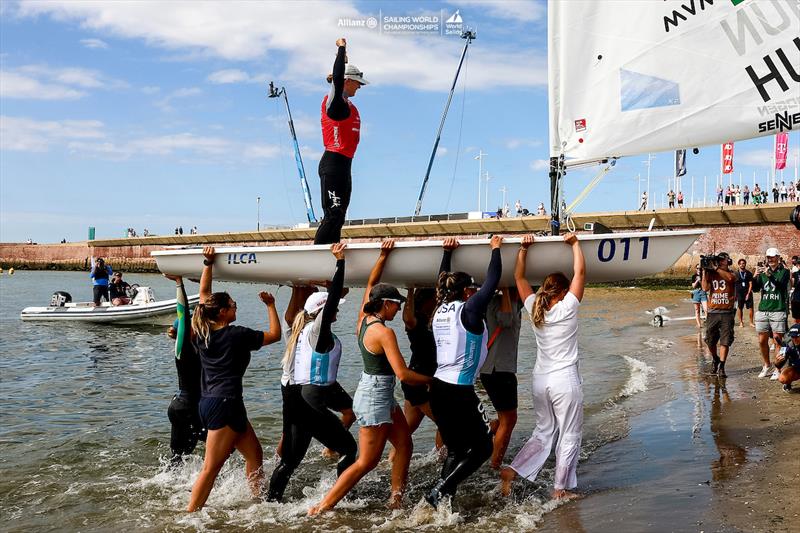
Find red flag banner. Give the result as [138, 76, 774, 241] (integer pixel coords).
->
[775, 133, 788, 170]
[721, 142, 734, 174]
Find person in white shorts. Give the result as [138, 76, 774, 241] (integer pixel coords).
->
[753, 247, 790, 379]
[500, 232, 585, 501]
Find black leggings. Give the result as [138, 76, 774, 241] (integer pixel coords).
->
[267, 384, 357, 501]
[429, 378, 493, 497]
[314, 151, 352, 245]
[167, 391, 206, 464]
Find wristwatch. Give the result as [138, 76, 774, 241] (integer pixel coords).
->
[203, 259, 213, 266]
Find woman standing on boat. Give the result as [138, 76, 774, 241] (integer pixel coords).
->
[310, 240, 432, 514]
[186, 247, 282, 512]
[425, 235, 503, 508]
[500, 232, 586, 501]
[266, 243, 358, 502]
[315, 37, 368, 245]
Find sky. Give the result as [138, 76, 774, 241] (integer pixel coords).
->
[1, 0, 798, 243]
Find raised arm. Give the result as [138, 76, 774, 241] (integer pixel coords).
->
[380, 327, 432, 386]
[514, 234, 535, 302]
[439, 238, 458, 275]
[564, 232, 586, 301]
[315, 243, 346, 353]
[258, 292, 282, 346]
[286, 285, 318, 325]
[360, 240, 395, 322]
[403, 286, 417, 330]
[199, 246, 215, 304]
[325, 38, 350, 121]
[165, 274, 191, 358]
[462, 236, 503, 333]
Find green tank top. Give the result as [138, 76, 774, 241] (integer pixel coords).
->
[756, 268, 789, 312]
[358, 318, 394, 376]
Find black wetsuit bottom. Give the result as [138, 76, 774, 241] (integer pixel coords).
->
[267, 384, 357, 501]
[167, 391, 206, 463]
[314, 151, 352, 245]
[428, 378, 493, 498]
[93, 285, 109, 305]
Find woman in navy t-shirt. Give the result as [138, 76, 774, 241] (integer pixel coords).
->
[186, 246, 282, 512]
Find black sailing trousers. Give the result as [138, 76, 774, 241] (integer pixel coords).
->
[314, 151, 352, 245]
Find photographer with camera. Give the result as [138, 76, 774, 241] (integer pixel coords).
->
[753, 248, 790, 379]
[701, 252, 736, 376]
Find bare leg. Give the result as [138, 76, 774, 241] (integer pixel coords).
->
[417, 402, 444, 452]
[187, 426, 238, 511]
[490, 409, 518, 469]
[233, 422, 264, 497]
[309, 424, 390, 515]
[694, 304, 702, 328]
[772, 333, 784, 360]
[758, 332, 771, 367]
[385, 408, 413, 509]
[748, 307, 755, 327]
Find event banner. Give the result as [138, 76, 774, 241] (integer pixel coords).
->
[775, 132, 789, 170]
[548, 0, 800, 165]
[722, 142, 734, 174]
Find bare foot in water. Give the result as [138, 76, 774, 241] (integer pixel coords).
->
[499, 467, 516, 497]
[551, 488, 580, 501]
[387, 491, 403, 510]
[308, 504, 327, 516]
[321, 448, 340, 460]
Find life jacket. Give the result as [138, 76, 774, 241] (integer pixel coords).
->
[292, 322, 342, 386]
[321, 95, 361, 159]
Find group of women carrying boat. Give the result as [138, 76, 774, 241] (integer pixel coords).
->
[180, 231, 586, 514]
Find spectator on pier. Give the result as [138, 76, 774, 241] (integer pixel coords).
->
[143, 228, 150, 237]
[515, 200, 522, 217]
[639, 191, 648, 211]
[677, 190, 684, 207]
[716, 185, 723, 205]
[109, 271, 132, 306]
[779, 182, 788, 202]
[788, 183, 796, 203]
[732, 185, 739, 205]
[743, 185, 750, 205]
[537, 202, 547, 216]
[772, 184, 779, 203]
[724, 186, 731, 206]
[667, 189, 676, 208]
[179, 226, 184, 235]
[761, 189, 768, 204]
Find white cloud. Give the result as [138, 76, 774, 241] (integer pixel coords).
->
[1, 115, 281, 162]
[80, 37, 108, 49]
[449, 0, 546, 22]
[437, 146, 448, 156]
[15, 1, 547, 91]
[155, 87, 202, 111]
[0, 115, 105, 152]
[141, 85, 160, 94]
[0, 71, 86, 100]
[530, 159, 549, 171]
[506, 137, 542, 150]
[208, 69, 250, 84]
[0, 64, 126, 100]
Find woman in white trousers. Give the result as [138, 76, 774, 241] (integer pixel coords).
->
[500, 232, 585, 500]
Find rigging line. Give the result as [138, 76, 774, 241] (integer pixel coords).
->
[565, 161, 615, 214]
[444, 51, 469, 213]
[273, 98, 298, 223]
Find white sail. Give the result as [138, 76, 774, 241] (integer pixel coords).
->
[548, 0, 800, 164]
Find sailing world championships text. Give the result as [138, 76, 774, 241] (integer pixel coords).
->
[383, 15, 439, 33]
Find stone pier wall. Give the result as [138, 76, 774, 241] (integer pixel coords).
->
[1, 223, 797, 278]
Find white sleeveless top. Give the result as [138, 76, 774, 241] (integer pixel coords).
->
[432, 300, 488, 385]
[290, 322, 342, 386]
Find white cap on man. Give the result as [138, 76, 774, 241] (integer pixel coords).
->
[765, 247, 780, 257]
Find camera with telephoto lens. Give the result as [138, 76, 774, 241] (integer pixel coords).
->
[700, 254, 725, 271]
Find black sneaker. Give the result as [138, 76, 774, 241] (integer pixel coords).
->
[711, 360, 719, 375]
[783, 384, 792, 393]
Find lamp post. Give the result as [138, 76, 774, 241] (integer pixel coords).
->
[257, 196, 261, 231]
[475, 150, 486, 212]
[642, 153, 655, 209]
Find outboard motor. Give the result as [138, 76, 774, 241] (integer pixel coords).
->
[50, 291, 72, 307]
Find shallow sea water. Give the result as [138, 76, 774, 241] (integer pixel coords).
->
[0, 271, 700, 532]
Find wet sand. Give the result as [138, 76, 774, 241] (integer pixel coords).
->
[540, 316, 800, 533]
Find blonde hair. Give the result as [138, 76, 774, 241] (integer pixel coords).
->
[531, 273, 570, 328]
[191, 292, 232, 347]
[282, 309, 316, 371]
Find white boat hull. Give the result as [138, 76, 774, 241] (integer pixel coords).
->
[20, 295, 200, 324]
[152, 231, 702, 286]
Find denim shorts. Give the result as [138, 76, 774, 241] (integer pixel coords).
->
[691, 289, 708, 303]
[353, 372, 398, 427]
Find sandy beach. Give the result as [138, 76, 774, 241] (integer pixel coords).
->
[538, 308, 800, 533]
